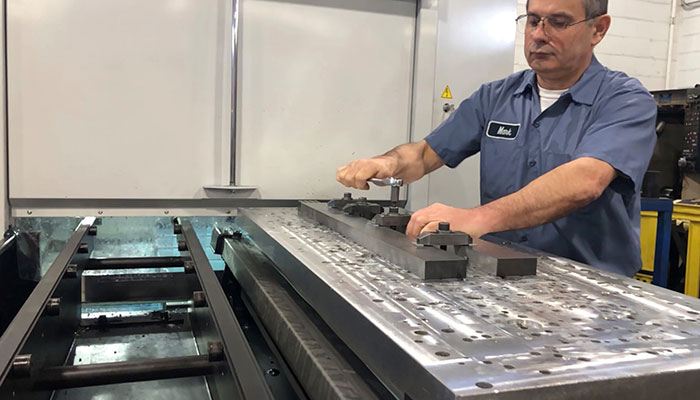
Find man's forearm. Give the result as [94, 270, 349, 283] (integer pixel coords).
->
[475, 157, 616, 234]
[336, 140, 445, 189]
[379, 141, 445, 183]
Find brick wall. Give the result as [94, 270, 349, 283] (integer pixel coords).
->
[514, 0, 673, 91]
[671, 2, 700, 88]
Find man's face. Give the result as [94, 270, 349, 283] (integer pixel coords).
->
[524, 0, 597, 81]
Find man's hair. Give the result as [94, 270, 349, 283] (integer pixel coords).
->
[525, 0, 608, 18]
[581, 0, 607, 18]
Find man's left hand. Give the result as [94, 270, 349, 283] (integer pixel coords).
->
[405, 203, 489, 239]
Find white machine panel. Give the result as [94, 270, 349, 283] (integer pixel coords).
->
[410, 0, 516, 210]
[8, 0, 231, 199]
[236, 0, 416, 199]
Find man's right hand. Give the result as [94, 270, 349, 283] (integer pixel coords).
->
[335, 157, 397, 190]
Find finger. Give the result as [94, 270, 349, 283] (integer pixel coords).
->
[406, 211, 427, 239]
[420, 221, 440, 236]
[354, 169, 376, 190]
[336, 166, 348, 184]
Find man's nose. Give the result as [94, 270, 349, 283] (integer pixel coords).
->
[530, 21, 548, 42]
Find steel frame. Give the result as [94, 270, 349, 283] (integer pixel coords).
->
[177, 220, 274, 400]
[0, 217, 95, 399]
[0, 217, 277, 400]
[216, 226, 388, 400]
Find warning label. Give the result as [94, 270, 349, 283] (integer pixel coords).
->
[441, 85, 453, 99]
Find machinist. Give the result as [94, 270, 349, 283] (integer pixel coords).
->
[336, 0, 657, 277]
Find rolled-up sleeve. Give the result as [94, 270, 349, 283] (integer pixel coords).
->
[424, 84, 492, 168]
[573, 82, 657, 193]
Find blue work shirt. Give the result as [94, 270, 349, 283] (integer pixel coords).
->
[425, 56, 657, 277]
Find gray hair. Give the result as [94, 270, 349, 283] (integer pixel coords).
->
[526, 0, 608, 18]
[581, 0, 607, 18]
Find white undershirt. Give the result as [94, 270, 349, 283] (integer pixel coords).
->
[538, 84, 568, 112]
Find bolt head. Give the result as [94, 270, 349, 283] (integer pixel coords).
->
[438, 222, 450, 232]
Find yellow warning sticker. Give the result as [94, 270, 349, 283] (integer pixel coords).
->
[441, 85, 453, 99]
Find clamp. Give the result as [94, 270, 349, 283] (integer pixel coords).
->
[416, 222, 472, 257]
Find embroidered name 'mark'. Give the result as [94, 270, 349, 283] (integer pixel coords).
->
[486, 121, 520, 140]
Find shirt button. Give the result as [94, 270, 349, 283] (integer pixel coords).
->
[529, 160, 537, 167]
[533, 121, 540, 128]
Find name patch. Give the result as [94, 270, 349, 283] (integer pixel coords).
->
[486, 121, 520, 140]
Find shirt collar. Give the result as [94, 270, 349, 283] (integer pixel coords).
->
[513, 55, 605, 106]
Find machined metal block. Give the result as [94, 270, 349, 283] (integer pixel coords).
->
[465, 239, 538, 278]
[297, 201, 467, 280]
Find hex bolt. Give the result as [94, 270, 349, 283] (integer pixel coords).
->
[343, 192, 352, 200]
[44, 298, 61, 316]
[193, 291, 207, 307]
[173, 224, 182, 235]
[88, 226, 98, 236]
[390, 186, 400, 207]
[11, 354, 31, 378]
[178, 241, 188, 251]
[438, 222, 451, 232]
[64, 264, 78, 279]
[207, 341, 224, 361]
[78, 243, 89, 254]
[184, 261, 195, 274]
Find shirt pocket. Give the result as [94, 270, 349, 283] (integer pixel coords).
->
[480, 137, 524, 200]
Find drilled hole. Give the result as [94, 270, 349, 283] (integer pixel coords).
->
[578, 357, 591, 362]
[435, 351, 450, 357]
[530, 351, 541, 356]
[442, 328, 455, 333]
[539, 370, 552, 375]
[475, 382, 493, 389]
[414, 330, 428, 336]
[503, 364, 515, 370]
[462, 338, 473, 342]
[372, 299, 383, 303]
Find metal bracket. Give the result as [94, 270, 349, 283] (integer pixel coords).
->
[342, 198, 384, 220]
[416, 222, 472, 257]
[371, 209, 412, 233]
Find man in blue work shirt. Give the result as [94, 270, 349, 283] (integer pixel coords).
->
[336, 0, 657, 277]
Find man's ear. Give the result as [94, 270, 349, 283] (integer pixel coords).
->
[591, 14, 611, 46]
